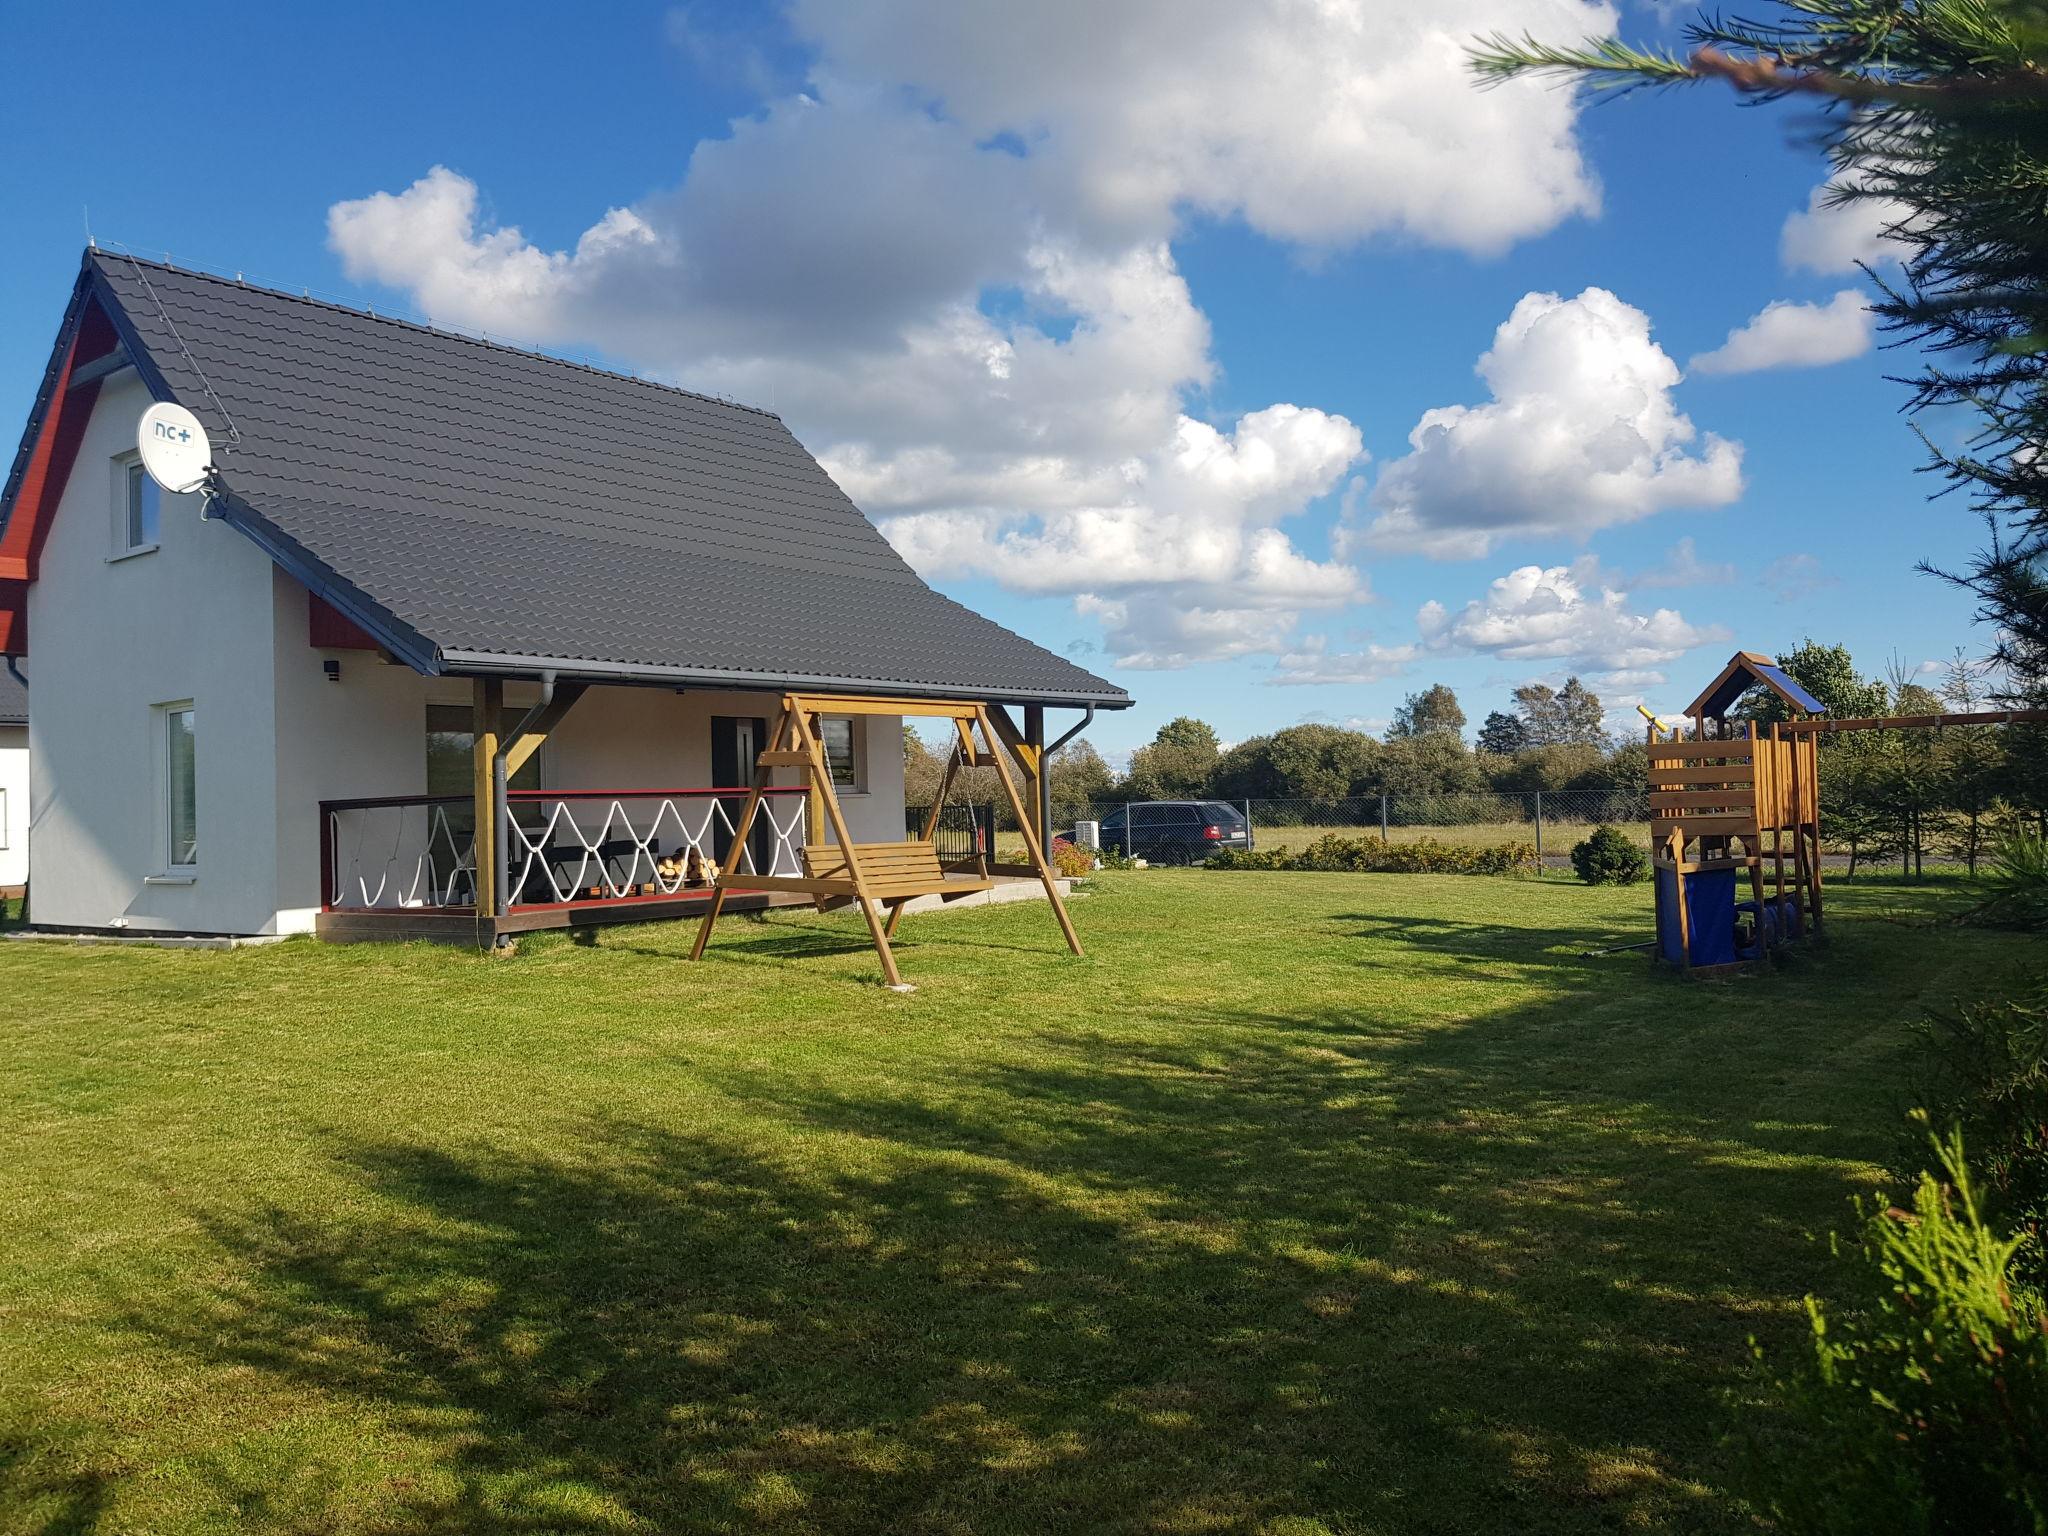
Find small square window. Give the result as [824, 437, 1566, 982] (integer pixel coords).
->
[820, 718, 864, 791]
[115, 454, 160, 553]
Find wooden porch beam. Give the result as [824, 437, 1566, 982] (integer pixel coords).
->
[502, 681, 588, 780]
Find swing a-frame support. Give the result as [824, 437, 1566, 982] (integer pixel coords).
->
[690, 693, 1083, 988]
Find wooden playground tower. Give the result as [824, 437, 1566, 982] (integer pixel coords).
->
[691, 693, 1081, 988]
[1647, 653, 1824, 972]
[1650, 650, 2048, 972]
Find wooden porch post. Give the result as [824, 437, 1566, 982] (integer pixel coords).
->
[471, 677, 503, 918]
[984, 704, 1045, 852]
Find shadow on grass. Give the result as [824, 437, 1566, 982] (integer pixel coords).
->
[59, 930, 1915, 1536]
[580, 915, 1082, 968]
[0, 1429, 109, 1536]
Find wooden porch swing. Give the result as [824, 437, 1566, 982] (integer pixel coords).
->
[689, 693, 1083, 988]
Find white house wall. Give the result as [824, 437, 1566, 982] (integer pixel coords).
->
[0, 725, 26, 889]
[274, 574, 437, 929]
[27, 374, 288, 934]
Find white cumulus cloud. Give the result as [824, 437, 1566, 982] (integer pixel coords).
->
[1417, 561, 1723, 670]
[1271, 636, 1421, 687]
[1349, 288, 1743, 559]
[325, 0, 1622, 668]
[1780, 180, 1913, 275]
[788, 0, 1611, 255]
[1689, 290, 1874, 376]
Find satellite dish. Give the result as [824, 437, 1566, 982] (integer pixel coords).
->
[137, 402, 213, 494]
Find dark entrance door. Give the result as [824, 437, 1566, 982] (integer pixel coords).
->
[710, 715, 773, 873]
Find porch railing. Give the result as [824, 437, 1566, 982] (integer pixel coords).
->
[320, 787, 808, 913]
[504, 788, 807, 908]
[321, 794, 477, 911]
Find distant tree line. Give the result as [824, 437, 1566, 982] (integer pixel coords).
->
[906, 643, 2047, 876]
[906, 674, 1647, 810]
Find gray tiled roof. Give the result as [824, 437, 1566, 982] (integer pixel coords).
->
[84, 252, 1127, 708]
[0, 666, 22, 725]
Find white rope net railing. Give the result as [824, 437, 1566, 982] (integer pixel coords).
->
[506, 791, 806, 906]
[327, 800, 476, 910]
[325, 791, 807, 911]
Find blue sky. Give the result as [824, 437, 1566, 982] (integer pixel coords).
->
[0, 2, 1981, 757]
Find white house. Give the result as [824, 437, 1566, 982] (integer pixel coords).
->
[0, 665, 24, 893]
[0, 251, 1127, 941]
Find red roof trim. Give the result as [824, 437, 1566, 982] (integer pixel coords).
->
[0, 299, 117, 595]
[308, 592, 383, 651]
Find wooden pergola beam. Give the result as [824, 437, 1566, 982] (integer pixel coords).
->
[786, 694, 978, 720]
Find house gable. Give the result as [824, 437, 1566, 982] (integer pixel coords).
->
[0, 257, 432, 671]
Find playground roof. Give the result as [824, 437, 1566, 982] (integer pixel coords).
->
[1686, 651, 1829, 720]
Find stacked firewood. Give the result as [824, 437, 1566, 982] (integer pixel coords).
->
[647, 846, 719, 893]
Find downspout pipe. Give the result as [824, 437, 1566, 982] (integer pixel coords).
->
[493, 671, 556, 926]
[3, 656, 24, 694]
[1045, 705, 1095, 757]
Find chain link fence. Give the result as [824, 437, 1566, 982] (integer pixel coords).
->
[908, 785, 2047, 877]
[909, 791, 1649, 867]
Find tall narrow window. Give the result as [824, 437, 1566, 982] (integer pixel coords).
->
[820, 717, 864, 791]
[165, 706, 197, 868]
[117, 456, 160, 553]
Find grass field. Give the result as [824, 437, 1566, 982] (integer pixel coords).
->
[0, 871, 2019, 1534]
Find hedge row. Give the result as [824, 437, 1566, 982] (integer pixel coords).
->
[1206, 834, 1538, 876]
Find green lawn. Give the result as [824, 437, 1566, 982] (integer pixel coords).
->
[0, 872, 2020, 1534]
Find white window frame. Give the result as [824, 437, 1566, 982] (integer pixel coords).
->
[110, 450, 161, 560]
[820, 716, 867, 795]
[155, 701, 198, 877]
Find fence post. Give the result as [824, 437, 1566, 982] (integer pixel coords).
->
[1534, 791, 1544, 871]
[1125, 801, 1132, 860]
[1379, 793, 1389, 842]
[1243, 798, 1253, 850]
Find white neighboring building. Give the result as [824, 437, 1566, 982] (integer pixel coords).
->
[0, 666, 23, 892]
[0, 251, 1127, 941]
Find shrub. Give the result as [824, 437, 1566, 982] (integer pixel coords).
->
[1970, 828, 2048, 931]
[1207, 835, 1537, 876]
[1570, 825, 1647, 886]
[1047, 837, 1096, 879]
[1750, 1130, 2048, 1536]
[1913, 972, 2048, 1286]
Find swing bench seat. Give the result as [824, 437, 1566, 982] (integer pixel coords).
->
[800, 840, 992, 914]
